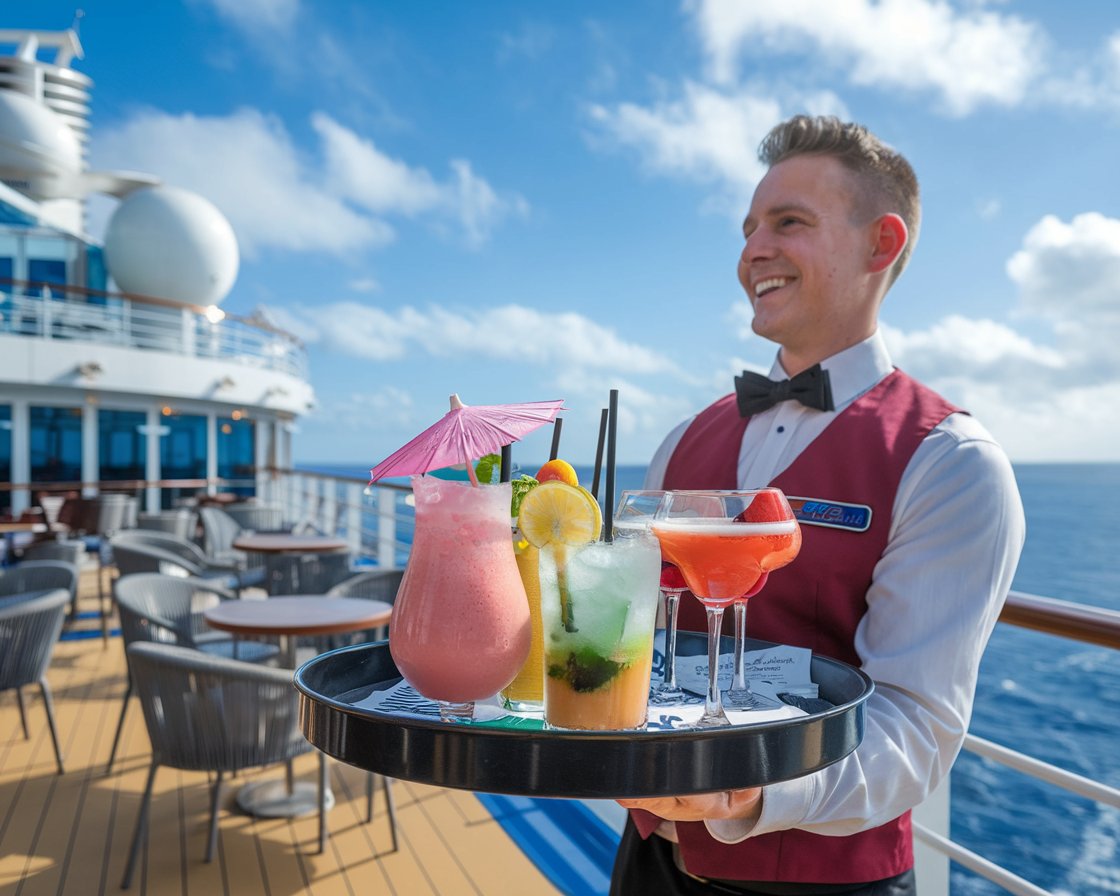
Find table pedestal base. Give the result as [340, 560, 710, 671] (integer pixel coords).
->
[235, 779, 335, 818]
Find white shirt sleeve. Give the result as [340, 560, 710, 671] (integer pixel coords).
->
[705, 413, 1027, 842]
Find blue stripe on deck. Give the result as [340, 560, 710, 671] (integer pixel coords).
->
[60, 626, 119, 641]
[476, 794, 619, 896]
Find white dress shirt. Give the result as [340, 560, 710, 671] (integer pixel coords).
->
[644, 331, 1026, 843]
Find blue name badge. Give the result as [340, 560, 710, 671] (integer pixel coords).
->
[788, 497, 872, 532]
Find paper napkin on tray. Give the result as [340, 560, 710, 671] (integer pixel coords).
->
[353, 644, 816, 731]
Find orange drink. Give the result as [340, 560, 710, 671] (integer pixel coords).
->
[500, 537, 545, 709]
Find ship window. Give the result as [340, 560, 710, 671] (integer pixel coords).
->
[218, 415, 256, 498]
[29, 406, 83, 486]
[160, 413, 207, 509]
[0, 405, 11, 514]
[27, 258, 67, 296]
[98, 410, 146, 484]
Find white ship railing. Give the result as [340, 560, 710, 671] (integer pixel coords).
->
[911, 592, 1120, 896]
[0, 279, 308, 378]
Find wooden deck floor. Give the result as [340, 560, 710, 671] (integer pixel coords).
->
[1, 569, 562, 896]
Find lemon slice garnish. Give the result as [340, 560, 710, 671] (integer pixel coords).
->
[517, 481, 602, 548]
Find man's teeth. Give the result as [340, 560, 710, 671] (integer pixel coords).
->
[755, 277, 789, 296]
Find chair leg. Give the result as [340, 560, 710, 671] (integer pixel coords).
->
[122, 760, 159, 889]
[383, 777, 399, 853]
[206, 771, 224, 863]
[366, 773, 374, 824]
[318, 753, 329, 854]
[38, 678, 65, 775]
[106, 678, 134, 774]
[15, 686, 28, 739]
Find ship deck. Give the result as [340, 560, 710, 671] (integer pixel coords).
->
[1, 566, 564, 896]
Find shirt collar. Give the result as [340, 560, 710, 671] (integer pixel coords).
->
[768, 331, 894, 411]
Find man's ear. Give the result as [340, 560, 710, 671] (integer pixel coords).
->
[868, 213, 908, 274]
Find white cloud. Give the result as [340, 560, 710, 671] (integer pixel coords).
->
[314, 385, 416, 433]
[91, 108, 526, 259]
[195, 0, 299, 33]
[314, 113, 529, 247]
[497, 22, 556, 62]
[92, 108, 393, 258]
[287, 301, 680, 375]
[1006, 212, 1120, 379]
[1006, 212, 1120, 320]
[687, 0, 1045, 116]
[590, 82, 847, 215]
[314, 114, 443, 215]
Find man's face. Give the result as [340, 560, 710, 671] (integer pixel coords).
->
[737, 154, 878, 369]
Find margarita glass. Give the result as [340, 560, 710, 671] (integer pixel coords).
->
[650, 489, 801, 727]
[389, 476, 532, 722]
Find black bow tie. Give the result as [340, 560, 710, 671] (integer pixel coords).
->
[735, 364, 835, 417]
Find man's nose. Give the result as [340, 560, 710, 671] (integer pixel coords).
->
[744, 227, 776, 262]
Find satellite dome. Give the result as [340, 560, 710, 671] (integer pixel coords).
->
[0, 90, 83, 198]
[104, 185, 239, 305]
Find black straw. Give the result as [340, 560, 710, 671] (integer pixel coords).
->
[604, 389, 618, 543]
[500, 444, 512, 482]
[549, 418, 563, 461]
[590, 408, 608, 499]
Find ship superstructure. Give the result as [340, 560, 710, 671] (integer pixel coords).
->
[0, 27, 314, 515]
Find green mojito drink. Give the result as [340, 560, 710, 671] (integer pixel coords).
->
[538, 533, 661, 729]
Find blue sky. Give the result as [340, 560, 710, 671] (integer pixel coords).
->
[15, 0, 1120, 469]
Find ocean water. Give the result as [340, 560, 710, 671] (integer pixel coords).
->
[301, 460, 1120, 894]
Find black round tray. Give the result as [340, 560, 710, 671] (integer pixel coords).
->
[295, 632, 873, 799]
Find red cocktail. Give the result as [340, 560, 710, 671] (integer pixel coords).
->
[651, 489, 801, 726]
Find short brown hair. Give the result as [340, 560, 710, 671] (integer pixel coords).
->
[759, 115, 921, 284]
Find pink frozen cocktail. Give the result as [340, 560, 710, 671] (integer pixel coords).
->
[389, 476, 531, 721]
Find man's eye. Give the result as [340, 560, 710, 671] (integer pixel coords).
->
[779, 217, 801, 228]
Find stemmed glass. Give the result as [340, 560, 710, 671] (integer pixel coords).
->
[724, 574, 772, 708]
[651, 489, 801, 727]
[615, 490, 687, 704]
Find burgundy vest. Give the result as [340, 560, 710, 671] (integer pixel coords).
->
[634, 369, 961, 884]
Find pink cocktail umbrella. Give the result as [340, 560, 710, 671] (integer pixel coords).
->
[369, 394, 565, 486]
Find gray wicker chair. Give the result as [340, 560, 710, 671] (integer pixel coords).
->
[198, 507, 256, 569]
[106, 574, 281, 774]
[0, 588, 70, 774]
[120, 641, 321, 888]
[326, 569, 404, 639]
[264, 550, 353, 596]
[0, 559, 80, 619]
[222, 504, 286, 532]
[111, 531, 265, 593]
[136, 509, 198, 541]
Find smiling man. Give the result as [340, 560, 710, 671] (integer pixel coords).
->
[618, 116, 1026, 895]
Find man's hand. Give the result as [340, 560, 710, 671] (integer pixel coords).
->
[617, 787, 763, 823]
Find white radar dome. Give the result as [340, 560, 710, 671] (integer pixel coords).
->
[0, 90, 83, 198]
[104, 185, 239, 305]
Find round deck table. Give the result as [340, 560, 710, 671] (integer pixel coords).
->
[203, 595, 392, 668]
[231, 533, 349, 554]
[203, 595, 393, 845]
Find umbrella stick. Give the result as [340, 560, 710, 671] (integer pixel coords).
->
[590, 408, 608, 500]
[604, 389, 618, 543]
[549, 419, 563, 461]
[500, 444, 512, 483]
